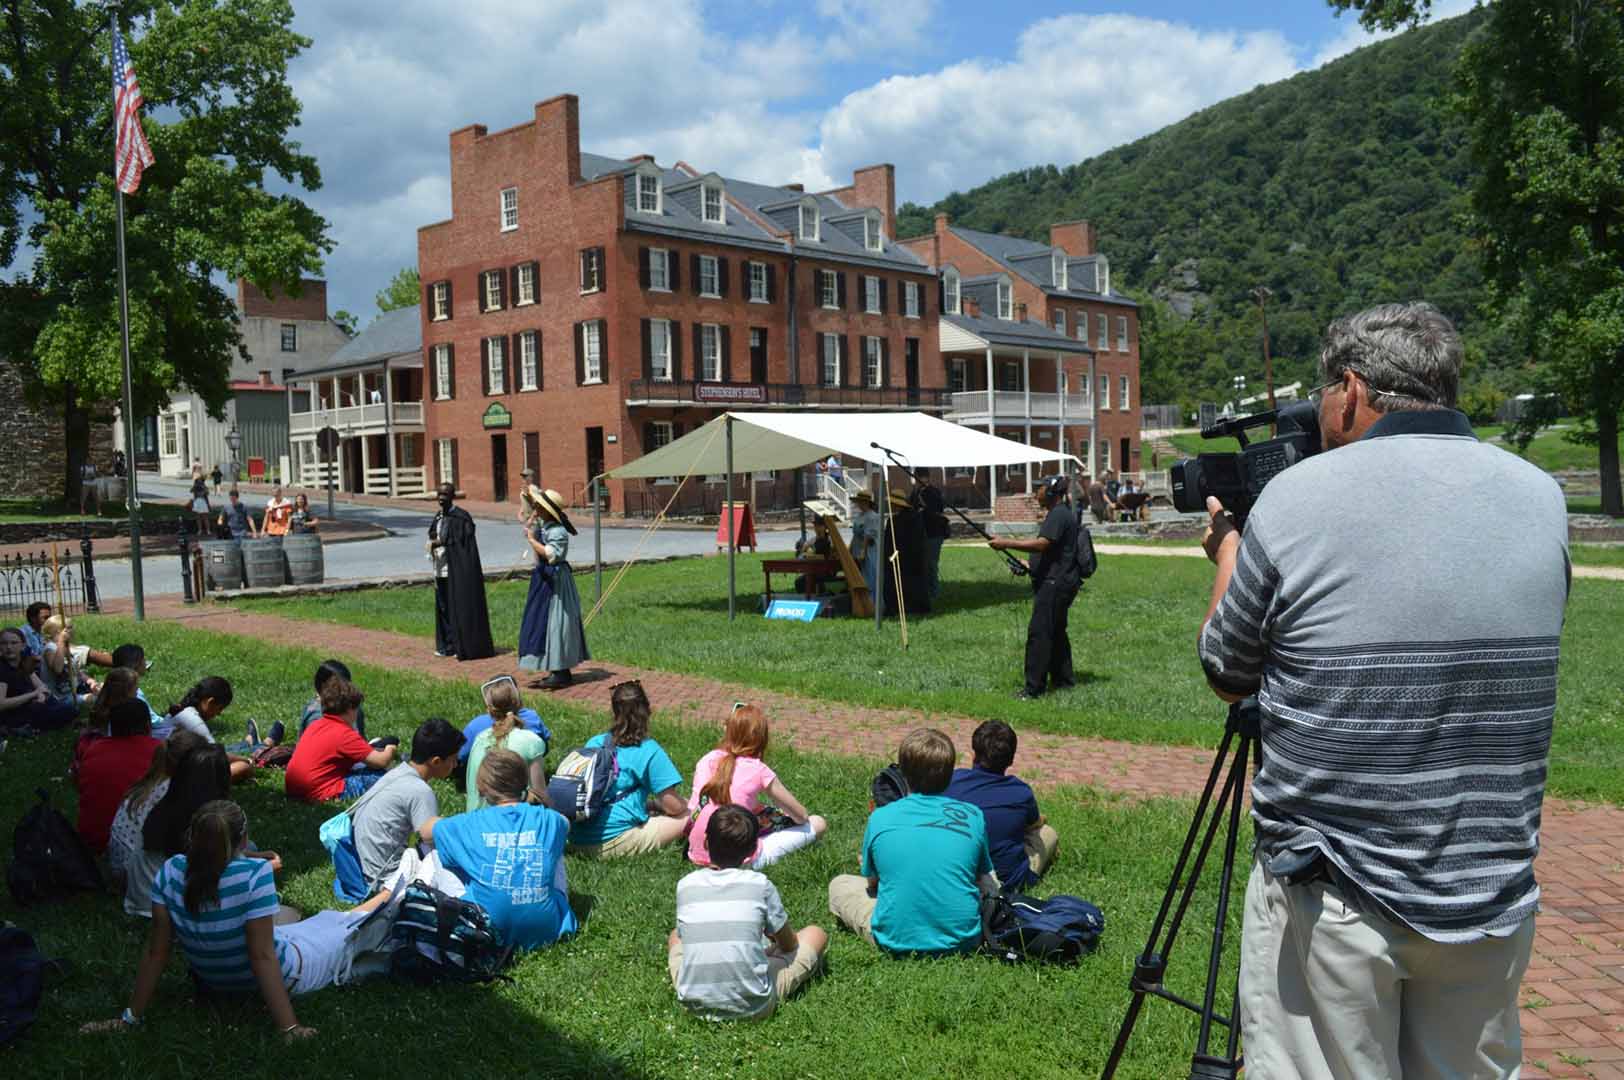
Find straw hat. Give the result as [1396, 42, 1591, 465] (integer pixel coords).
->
[850, 490, 875, 507]
[523, 485, 577, 535]
[887, 490, 913, 510]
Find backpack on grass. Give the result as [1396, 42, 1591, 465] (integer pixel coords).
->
[981, 891, 1105, 965]
[869, 763, 910, 811]
[389, 881, 513, 984]
[545, 737, 621, 823]
[7, 789, 101, 905]
[0, 924, 66, 1045]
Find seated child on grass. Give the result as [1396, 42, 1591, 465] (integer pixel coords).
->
[265, 658, 370, 746]
[285, 678, 396, 802]
[463, 680, 548, 810]
[108, 730, 208, 889]
[943, 720, 1059, 893]
[75, 698, 161, 854]
[565, 680, 688, 858]
[687, 704, 826, 869]
[349, 717, 464, 897]
[828, 728, 996, 955]
[166, 676, 254, 783]
[670, 804, 827, 1020]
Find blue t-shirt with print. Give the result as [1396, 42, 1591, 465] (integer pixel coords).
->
[433, 802, 577, 950]
[459, 708, 552, 764]
[566, 734, 683, 847]
[944, 766, 1042, 892]
[861, 793, 993, 955]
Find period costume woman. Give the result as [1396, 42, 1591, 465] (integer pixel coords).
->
[517, 486, 589, 690]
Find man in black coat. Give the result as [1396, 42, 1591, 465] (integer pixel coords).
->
[428, 483, 495, 661]
[988, 475, 1079, 699]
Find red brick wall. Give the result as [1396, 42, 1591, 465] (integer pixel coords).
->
[237, 278, 328, 321]
[419, 93, 942, 510]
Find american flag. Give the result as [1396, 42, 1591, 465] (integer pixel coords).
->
[112, 25, 155, 194]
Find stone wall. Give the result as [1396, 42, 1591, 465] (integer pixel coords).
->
[0, 359, 117, 502]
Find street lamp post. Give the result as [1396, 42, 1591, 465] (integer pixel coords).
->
[1252, 286, 1276, 411]
[225, 425, 242, 484]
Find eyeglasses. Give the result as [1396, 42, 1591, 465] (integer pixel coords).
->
[1311, 372, 1411, 405]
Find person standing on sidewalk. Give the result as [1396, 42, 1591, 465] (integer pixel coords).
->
[427, 483, 495, 662]
[217, 489, 257, 541]
[1197, 302, 1569, 1078]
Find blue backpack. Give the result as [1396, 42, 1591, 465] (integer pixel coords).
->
[544, 737, 622, 823]
[981, 891, 1105, 964]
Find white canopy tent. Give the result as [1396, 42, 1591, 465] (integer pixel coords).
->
[598, 411, 1078, 623]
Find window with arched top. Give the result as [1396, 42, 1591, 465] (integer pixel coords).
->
[943, 268, 961, 315]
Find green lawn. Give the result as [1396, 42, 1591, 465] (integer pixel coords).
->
[0, 496, 190, 527]
[1167, 433, 1241, 457]
[1473, 422, 1624, 476]
[6, 615, 1238, 1079]
[231, 548, 1624, 805]
[1571, 544, 1624, 568]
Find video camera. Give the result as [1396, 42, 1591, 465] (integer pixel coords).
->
[1169, 400, 1321, 523]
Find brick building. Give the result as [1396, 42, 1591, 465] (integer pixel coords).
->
[417, 94, 941, 514]
[898, 214, 1142, 479]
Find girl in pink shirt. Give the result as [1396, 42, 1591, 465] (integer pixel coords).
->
[687, 704, 827, 868]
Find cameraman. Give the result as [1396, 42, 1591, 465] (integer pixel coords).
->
[1198, 303, 1569, 1078]
[989, 474, 1077, 700]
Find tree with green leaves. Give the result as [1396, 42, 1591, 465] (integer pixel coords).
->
[375, 266, 420, 313]
[1330, 0, 1624, 514]
[0, 0, 330, 501]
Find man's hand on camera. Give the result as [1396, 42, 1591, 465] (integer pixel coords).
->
[1202, 496, 1240, 565]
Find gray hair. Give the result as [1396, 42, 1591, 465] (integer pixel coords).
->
[1319, 302, 1461, 413]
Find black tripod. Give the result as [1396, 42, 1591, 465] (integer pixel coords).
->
[1100, 697, 1260, 1080]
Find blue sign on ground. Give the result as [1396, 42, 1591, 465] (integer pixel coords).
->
[765, 598, 823, 622]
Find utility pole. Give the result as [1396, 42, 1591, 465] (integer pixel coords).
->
[1252, 286, 1275, 411]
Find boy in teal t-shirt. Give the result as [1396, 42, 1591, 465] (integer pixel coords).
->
[828, 729, 995, 955]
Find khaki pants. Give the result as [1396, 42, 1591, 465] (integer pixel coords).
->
[1024, 824, 1059, 878]
[666, 937, 820, 1017]
[568, 814, 686, 859]
[1240, 858, 1534, 1080]
[828, 875, 878, 945]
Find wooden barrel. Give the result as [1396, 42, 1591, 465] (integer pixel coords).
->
[241, 536, 286, 588]
[199, 540, 244, 591]
[283, 532, 325, 585]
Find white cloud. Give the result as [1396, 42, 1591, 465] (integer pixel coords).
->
[1309, 0, 1480, 68]
[811, 14, 1302, 204]
[815, 0, 938, 59]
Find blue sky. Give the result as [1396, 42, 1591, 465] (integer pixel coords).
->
[9, 1, 1472, 323]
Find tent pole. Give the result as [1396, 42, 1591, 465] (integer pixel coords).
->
[726, 415, 736, 622]
[593, 474, 602, 601]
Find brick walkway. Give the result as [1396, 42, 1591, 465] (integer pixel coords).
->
[106, 596, 1624, 1079]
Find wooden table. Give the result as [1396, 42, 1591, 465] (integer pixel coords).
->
[762, 558, 841, 602]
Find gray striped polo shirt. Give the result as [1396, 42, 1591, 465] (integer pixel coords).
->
[1200, 409, 1569, 943]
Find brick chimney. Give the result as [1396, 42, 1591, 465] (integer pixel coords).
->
[783, 183, 804, 192]
[237, 277, 328, 321]
[935, 212, 949, 235]
[851, 164, 896, 239]
[1014, 302, 1028, 322]
[1049, 219, 1097, 257]
[534, 94, 582, 186]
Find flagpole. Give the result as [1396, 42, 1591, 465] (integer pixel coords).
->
[112, 12, 145, 621]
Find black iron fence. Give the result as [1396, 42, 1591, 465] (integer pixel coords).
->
[0, 525, 100, 623]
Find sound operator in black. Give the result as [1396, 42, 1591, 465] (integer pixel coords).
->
[988, 475, 1077, 700]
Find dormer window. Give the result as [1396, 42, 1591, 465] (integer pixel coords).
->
[1099, 255, 1110, 295]
[702, 182, 725, 224]
[864, 211, 882, 252]
[997, 280, 1013, 320]
[635, 166, 662, 215]
[1052, 250, 1067, 290]
[943, 268, 961, 315]
[799, 199, 819, 242]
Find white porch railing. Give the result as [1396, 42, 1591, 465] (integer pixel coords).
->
[815, 470, 866, 522]
[945, 390, 1094, 422]
[363, 466, 428, 496]
[299, 461, 339, 487]
[290, 401, 424, 435]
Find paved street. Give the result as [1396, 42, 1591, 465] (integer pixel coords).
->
[88, 474, 781, 600]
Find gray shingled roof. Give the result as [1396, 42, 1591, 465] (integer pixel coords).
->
[578, 151, 927, 272]
[949, 224, 1136, 307]
[326, 305, 421, 366]
[943, 312, 1094, 354]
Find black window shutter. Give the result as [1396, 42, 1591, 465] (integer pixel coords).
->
[741, 261, 753, 300]
[534, 329, 544, 392]
[480, 338, 491, 395]
[638, 247, 651, 289]
[879, 279, 889, 314]
[844, 334, 856, 386]
[837, 271, 847, 310]
[938, 275, 946, 313]
[881, 338, 891, 387]
[692, 323, 703, 379]
[424, 283, 433, 311]
[720, 325, 732, 382]
[500, 268, 508, 308]
[450, 439, 459, 487]
[718, 257, 729, 297]
[673, 420, 684, 438]
[574, 322, 585, 385]
[509, 265, 519, 305]
[670, 321, 683, 382]
[641, 319, 653, 379]
[691, 253, 702, 296]
[578, 251, 587, 291]
[529, 262, 539, 300]
[505, 335, 516, 394]
[669, 250, 681, 292]
[643, 422, 655, 451]
[765, 264, 777, 304]
[447, 343, 456, 399]
[594, 248, 606, 294]
[597, 320, 609, 381]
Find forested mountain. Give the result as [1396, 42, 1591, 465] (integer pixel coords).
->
[896, 9, 1518, 416]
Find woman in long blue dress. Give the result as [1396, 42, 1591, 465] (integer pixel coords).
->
[517, 487, 590, 690]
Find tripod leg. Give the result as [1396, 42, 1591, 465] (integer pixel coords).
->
[1100, 991, 1148, 1080]
[1193, 731, 1253, 1067]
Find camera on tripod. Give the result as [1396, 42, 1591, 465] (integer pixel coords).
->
[1168, 401, 1322, 522]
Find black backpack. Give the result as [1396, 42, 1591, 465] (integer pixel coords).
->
[870, 763, 910, 810]
[0, 925, 64, 1045]
[7, 789, 101, 905]
[981, 891, 1105, 964]
[1074, 520, 1099, 581]
[389, 881, 514, 984]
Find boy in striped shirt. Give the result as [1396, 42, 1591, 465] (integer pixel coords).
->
[668, 804, 826, 1020]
